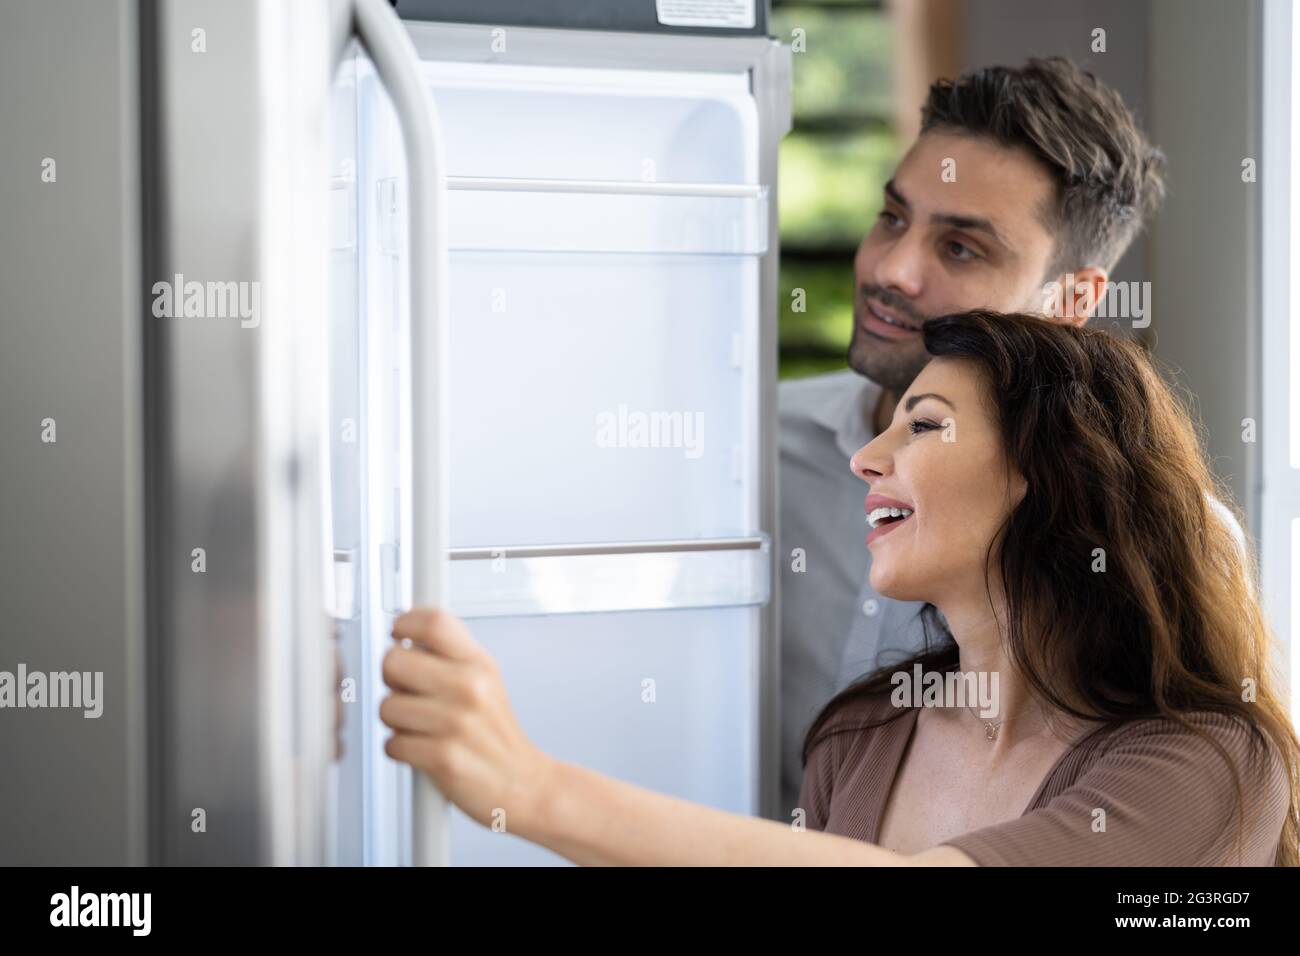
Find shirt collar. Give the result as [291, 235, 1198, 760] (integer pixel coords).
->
[811, 373, 882, 461]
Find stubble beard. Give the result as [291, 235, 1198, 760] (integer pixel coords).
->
[847, 307, 933, 394]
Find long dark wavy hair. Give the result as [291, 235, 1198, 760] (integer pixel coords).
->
[802, 310, 1299, 865]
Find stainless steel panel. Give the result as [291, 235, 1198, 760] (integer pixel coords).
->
[0, 0, 147, 866]
[149, 0, 333, 865]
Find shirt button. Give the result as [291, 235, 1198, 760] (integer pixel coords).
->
[861, 599, 879, 617]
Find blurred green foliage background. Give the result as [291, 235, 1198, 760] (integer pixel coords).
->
[771, 0, 899, 379]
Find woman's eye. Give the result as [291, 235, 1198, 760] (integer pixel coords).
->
[908, 418, 941, 435]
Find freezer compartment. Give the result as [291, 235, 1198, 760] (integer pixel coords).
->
[448, 605, 761, 866]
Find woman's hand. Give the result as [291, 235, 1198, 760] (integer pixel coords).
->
[379, 608, 557, 835]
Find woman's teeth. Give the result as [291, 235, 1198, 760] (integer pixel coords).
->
[867, 506, 914, 529]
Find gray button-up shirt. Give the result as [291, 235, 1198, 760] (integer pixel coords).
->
[777, 369, 927, 821]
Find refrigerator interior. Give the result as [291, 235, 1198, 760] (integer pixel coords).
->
[326, 34, 772, 865]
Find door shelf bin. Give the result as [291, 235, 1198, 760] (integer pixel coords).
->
[445, 178, 768, 256]
[447, 535, 770, 618]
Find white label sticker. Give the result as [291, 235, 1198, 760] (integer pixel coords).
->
[656, 0, 756, 30]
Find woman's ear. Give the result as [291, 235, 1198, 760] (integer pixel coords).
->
[1003, 467, 1029, 510]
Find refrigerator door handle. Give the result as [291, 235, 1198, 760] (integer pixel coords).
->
[347, 0, 452, 868]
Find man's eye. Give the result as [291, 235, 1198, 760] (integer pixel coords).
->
[946, 240, 977, 261]
[908, 418, 941, 435]
[880, 210, 904, 229]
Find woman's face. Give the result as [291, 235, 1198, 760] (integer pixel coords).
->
[851, 356, 1026, 604]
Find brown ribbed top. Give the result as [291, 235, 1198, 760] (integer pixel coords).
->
[798, 690, 1290, 865]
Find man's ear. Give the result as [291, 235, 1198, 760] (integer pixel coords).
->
[1041, 266, 1108, 327]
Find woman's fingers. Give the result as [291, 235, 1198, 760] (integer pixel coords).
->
[378, 607, 552, 831]
[379, 691, 458, 736]
[381, 643, 455, 695]
[392, 608, 482, 662]
[383, 732, 440, 772]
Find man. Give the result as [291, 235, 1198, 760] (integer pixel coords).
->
[778, 56, 1201, 819]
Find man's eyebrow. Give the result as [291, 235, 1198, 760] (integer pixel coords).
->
[883, 179, 910, 209]
[883, 179, 1010, 250]
[904, 392, 956, 412]
[931, 211, 1008, 248]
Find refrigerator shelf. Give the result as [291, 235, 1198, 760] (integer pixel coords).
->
[446, 534, 770, 618]
[446, 176, 765, 197]
[440, 179, 769, 255]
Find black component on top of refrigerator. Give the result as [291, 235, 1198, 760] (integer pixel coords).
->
[393, 0, 770, 37]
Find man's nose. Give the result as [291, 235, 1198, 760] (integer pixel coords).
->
[871, 230, 925, 300]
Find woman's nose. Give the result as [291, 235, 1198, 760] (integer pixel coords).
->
[850, 436, 890, 485]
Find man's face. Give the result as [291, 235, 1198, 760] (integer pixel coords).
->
[850, 131, 1060, 392]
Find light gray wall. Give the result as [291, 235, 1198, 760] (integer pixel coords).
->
[1146, 0, 1260, 536]
[961, 0, 1152, 290]
[961, 0, 1261, 534]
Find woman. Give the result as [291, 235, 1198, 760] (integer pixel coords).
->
[379, 310, 1298, 865]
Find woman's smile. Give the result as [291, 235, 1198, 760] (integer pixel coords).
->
[865, 492, 916, 546]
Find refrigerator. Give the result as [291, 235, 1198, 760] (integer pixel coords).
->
[0, 0, 790, 866]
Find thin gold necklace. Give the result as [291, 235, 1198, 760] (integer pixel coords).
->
[963, 699, 1041, 741]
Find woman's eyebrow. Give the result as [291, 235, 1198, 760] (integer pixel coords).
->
[904, 392, 956, 412]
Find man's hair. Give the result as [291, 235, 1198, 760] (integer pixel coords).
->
[920, 56, 1167, 276]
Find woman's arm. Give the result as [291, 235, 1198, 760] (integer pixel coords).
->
[522, 756, 977, 867]
[379, 608, 976, 867]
